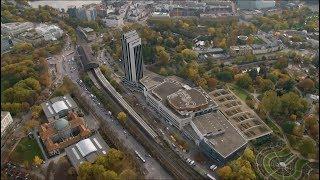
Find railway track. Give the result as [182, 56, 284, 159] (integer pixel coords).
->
[91, 68, 204, 180]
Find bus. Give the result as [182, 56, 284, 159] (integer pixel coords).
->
[134, 151, 146, 163]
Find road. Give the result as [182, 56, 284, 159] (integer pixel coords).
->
[62, 37, 173, 179]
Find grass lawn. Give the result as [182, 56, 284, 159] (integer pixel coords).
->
[262, 148, 307, 180]
[229, 84, 249, 101]
[10, 137, 43, 164]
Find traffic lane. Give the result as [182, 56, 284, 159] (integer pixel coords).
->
[75, 83, 172, 179]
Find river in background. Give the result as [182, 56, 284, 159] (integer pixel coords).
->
[29, 1, 102, 10]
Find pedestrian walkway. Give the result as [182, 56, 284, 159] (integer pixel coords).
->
[33, 129, 48, 161]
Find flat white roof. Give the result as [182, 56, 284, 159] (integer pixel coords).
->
[76, 138, 98, 157]
[51, 101, 68, 114]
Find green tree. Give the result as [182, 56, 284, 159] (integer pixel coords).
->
[299, 137, 316, 157]
[216, 71, 233, 82]
[258, 78, 275, 92]
[260, 90, 281, 116]
[235, 73, 252, 90]
[117, 112, 127, 124]
[217, 166, 233, 179]
[33, 156, 43, 166]
[207, 78, 218, 90]
[119, 169, 137, 180]
[103, 170, 119, 180]
[298, 78, 315, 93]
[31, 105, 43, 119]
[181, 49, 198, 62]
[280, 92, 308, 117]
[78, 161, 93, 180]
[243, 148, 255, 163]
[282, 121, 295, 134]
[248, 68, 258, 80]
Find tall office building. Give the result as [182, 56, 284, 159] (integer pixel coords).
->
[121, 30, 143, 83]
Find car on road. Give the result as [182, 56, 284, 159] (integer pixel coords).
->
[210, 164, 217, 171]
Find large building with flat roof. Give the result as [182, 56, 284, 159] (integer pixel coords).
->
[141, 73, 248, 164]
[142, 76, 218, 129]
[65, 133, 110, 172]
[185, 110, 247, 164]
[209, 89, 272, 140]
[41, 94, 78, 121]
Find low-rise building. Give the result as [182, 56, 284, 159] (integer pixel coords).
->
[1, 22, 34, 36]
[41, 94, 78, 122]
[35, 24, 63, 41]
[102, 16, 124, 27]
[77, 27, 96, 42]
[229, 45, 253, 57]
[65, 132, 110, 172]
[1, 35, 14, 54]
[39, 112, 91, 156]
[1, 111, 13, 137]
[240, 10, 263, 20]
[150, 12, 170, 19]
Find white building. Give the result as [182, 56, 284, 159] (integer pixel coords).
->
[1, 111, 13, 137]
[1, 22, 34, 36]
[35, 24, 63, 41]
[102, 16, 124, 27]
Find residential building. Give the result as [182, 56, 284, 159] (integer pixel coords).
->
[65, 133, 110, 172]
[35, 24, 63, 41]
[39, 112, 91, 156]
[102, 16, 124, 27]
[77, 27, 96, 42]
[1, 111, 13, 137]
[150, 12, 170, 19]
[1, 35, 14, 54]
[240, 10, 263, 20]
[237, 0, 275, 10]
[18, 30, 45, 46]
[121, 30, 143, 84]
[67, 6, 77, 18]
[229, 45, 253, 57]
[41, 94, 78, 122]
[76, 5, 97, 21]
[1, 22, 34, 36]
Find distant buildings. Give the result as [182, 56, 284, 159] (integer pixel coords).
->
[121, 30, 143, 85]
[1, 22, 63, 46]
[67, 4, 97, 21]
[237, 0, 275, 10]
[229, 45, 253, 57]
[1, 22, 34, 37]
[1, 111, 13, 137]
[35, 24, 63, 41]
[1, 35, 14, 54]
[65, 133, 110, 171]
[77, 27, 96, 42]
[102, 16, 124, 27]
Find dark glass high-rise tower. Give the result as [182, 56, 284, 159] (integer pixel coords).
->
[121, 30, 143, 83]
